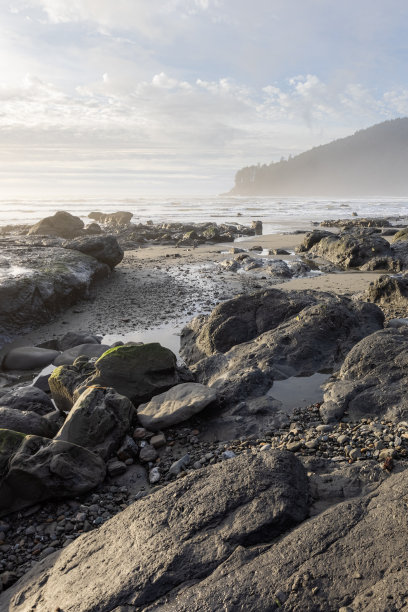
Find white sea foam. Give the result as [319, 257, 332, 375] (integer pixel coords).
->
[0, 195, 408, 233]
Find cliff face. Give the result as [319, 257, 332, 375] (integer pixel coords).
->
[231, 118, 408, 196]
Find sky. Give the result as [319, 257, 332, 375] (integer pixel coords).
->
[1, 0, 408, 197]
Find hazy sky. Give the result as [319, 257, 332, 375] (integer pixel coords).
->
[1, 0, 408, 196]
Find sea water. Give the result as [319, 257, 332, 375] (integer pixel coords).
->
[0, 195, 408, 233]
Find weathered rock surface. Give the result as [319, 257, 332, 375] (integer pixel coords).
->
[62, 235, 124, 269]
[363, 274, 408, 309]
[85, 343, 181, 406]
[27, 211, 84, 238]
[49, 358, 96, 412]
[181, 288, 347, 365]
[0, 451, 309, 611]
[2, 346, 59, 371]
[0, 407, 58, 438]
[0, 433, 106, 516]
[57, 330, 102, 351]
[0, 386, 54, 416]
[137, 382, 217, 430]
[182, 290, 384, 405]
[0, 244, 110, 349]
[320, 327, 408, 422]
[53, 343, 110, 366]
[309, 229, 396, 270]
[55, 387, 135, 459]
[296, 229, 334, 252]
[142, 466, 408, 611]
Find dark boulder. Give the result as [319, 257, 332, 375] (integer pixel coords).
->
[187, 293, 384, 406]
[49, 357, 96, 412]
[0, 451, 308, 610]
[296, 229, 334, 253]
[27, 211, 84, 239]
[363, 274, 408, 309]
[0, 431, 106, 516]
[0, 407, 58, 438]
[320, 327, 408, 422]
[85, 343, 181, 406]
[62, 235, 124, 269]
[0, 386, 54, 416]
[55, 387, 135, 460]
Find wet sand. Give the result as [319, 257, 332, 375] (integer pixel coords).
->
[5, 231, 383, 354]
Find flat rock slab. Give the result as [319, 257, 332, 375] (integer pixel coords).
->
[0, 451, 309, 611]
[144, 466, 408, 612]
[137, 382, 217, 430]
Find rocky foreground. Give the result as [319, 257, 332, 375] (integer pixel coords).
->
[2, 215, 408, 610]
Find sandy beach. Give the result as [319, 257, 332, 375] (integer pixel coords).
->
[2, 230, 384, 361]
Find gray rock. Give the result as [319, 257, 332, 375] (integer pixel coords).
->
[58, 331, 102, 351]
[55, 387, 135, 460]
[168, 454, 191, 475]
[0, 407, 58, 438]
[189, 293, 383, 405]
[180, 288, 383, 366]
[139, 445, 158, 463]
[62, 235, 124, 269]
[320, 327, 408, 422]
[137, 383, 217, 431]
[0, 386, 54, 416]
[2, 347, 60, 371]
[364, 274, 408, 309]
[85, 343, 180, 406]
[49, 358, 96, 412]
[27, 211, 84, 238]
[141, 466, 408, 611]
[0, 451, 308, 611]
[0, 433, 106, 516]
[0, 245, 110, 350]
[308, 229, 397, 270]
[107, 460, 127, 477]
[296, 229, 334, 253]
[53, 343, 110, 366]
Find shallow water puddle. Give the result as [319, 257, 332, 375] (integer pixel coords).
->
[268, 372, 330, 413]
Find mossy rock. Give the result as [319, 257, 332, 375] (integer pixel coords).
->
[0, 429, 26, 477]
[203, 227, 219, 240]
[91, 343, 179, 405]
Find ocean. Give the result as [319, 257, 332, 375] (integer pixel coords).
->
[1, 195, 408, 233]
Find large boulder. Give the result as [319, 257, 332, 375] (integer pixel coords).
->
[296, 229, 334, 253]
[0, 246, 110, 349]
[27, 211, 84, 238]
[0, 407, 58, 438]
[85, 343, 181, 406]
[1, 346, 60, 370]
[55, 387, 135, 460]
[0, 386, 54, 415]
[62, 235, 124, 269]
[57, 331, 102, 351]
[364, 274, 408, 309]
[320, 327, 408, 423]
[191, 296, 384, 406]
[137, 383, 217, 431]
[0, 432, 106, 515]
[309, 229, 395, 270]
[0, 451, 309, 611]
[180, 288, 339, 365]
[145, 468, 408, 611]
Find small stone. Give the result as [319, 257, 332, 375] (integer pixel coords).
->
[193, 461, 202, 469]
[222, 450, 236, 459]
[107, 460, 127, 477]
[39, 546, 56, 560]
[274, 590, 288, 604]
[379, 448, 397, 461]
[305, 440, 318, 449]
[316, 424, 332, 432]
[348, 448, 362, 460]
[139, 445, 158, 463]
[259, 444, 271, 451]
[133, 427, 147, 440]
[150, 433, 166, 449]
[353, 572, 362, 579]
[125, 458, 133, 466]
[337, 434, 349, 444]
[286, 442, 302, 452]
[149, 467, 161, 484]
[168, 454, 191, 476]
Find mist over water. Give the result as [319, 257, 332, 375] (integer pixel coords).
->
[1, 196, 408, 233]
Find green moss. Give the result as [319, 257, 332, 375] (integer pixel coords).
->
[97, 342, 166, 363]
[49, 365, 66, 382]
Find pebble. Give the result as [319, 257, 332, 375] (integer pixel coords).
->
[139, 445, 158, 463]
[149, 467, 161, 484]
[222, 450, 236, 459]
